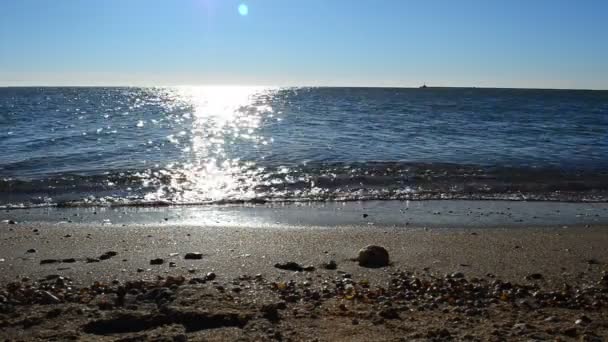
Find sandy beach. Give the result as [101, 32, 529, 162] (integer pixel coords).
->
[1, 201, 608, 340]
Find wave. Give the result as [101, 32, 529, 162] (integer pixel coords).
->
[1, 162, 608, 209]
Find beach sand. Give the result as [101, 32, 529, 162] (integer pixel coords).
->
[1, 201, 608, 340]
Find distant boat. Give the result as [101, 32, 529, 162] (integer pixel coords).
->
[419, 84, 428, 89]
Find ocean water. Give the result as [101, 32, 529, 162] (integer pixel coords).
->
[0, 86, 607, 208]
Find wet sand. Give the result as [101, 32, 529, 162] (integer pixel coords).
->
[1, 201, 608, 340]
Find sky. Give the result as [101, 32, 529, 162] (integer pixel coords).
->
[0, 0, 607, 89]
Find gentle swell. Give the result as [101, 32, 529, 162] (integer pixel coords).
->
[2, 162, 608, 209]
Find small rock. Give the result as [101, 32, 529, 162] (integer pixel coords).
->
[321, 260, 337, 270]
[274, 261, 315, 272]
[205, 272, 216, 281]
[40, 259, 60, 265]
[150, 258, 164, 265]
[575, 315, 592, 325]
[26, 249, 36, 253]
[169, 262, 177, 267]
[62, 258, 76, 263]
[8, 220, 16, 224]
[99, 251, 118, 260]
[39, 290, 61, 304]
[184, 252, 203, 260]
[189, 278, 205, 284]
[356, 245, 389, 267]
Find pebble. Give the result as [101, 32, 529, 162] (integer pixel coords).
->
[99, 251, 118, 260]
[26, 249, 36, 253]
[275, 262, 315, 272]
[356, 245, 390, 267]
[205, 272, 216, 281]
[184, 252, 203, 260]
[150, 258, 164, 265]
[39, 290, 61, 304]
[321, 260, 337, 270]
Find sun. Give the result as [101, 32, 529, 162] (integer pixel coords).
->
[238, 3, 248, 16]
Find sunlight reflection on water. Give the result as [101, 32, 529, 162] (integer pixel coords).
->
[142, 86, 279, 204]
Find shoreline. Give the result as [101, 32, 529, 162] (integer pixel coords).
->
[3, 199, 608, 228]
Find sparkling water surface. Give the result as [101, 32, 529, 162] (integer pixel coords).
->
[1, 86, 607, 207]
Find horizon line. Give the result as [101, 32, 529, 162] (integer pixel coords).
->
[0, 84, 605, 91]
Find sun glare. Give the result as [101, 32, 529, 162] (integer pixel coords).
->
[144, 86, 277, 204]
[238, 3, 248, 16]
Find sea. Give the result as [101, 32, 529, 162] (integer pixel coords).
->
[1, 86, 607, 209]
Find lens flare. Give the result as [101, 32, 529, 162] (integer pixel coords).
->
[238, 3, 248, 16]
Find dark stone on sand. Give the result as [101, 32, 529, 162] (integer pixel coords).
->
[205, 272, 216, 281]
[321, 260, 337, 270]
[150, 258, 164, 265]
[184, 252, 203, 260]
[356, 245, 390, 267]
[26, 249, 36, 253]
[189, 278, 205, 284]
[62, 258, 76, 263]
[363, 214, 368, 218]
[99, 251, 118, 260]
[40, 259, 60, 265]
[39, 290, 61, 304]
[274, 262, 315, 272]
[7, 220, 16, 224]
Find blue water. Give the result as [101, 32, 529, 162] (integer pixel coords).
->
[1, 86, 607, 207]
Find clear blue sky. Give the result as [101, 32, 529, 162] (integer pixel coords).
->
[1, 0, 607, 89]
